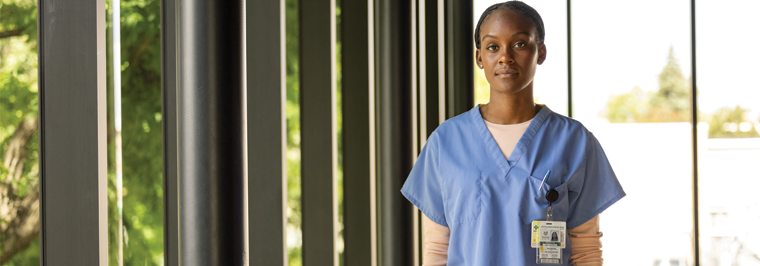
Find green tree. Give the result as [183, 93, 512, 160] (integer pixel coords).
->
[649, 46, 691, 122]
[106, 0, 165, 264]
[1, 0, 333, 265]
[604, 86, 650, 123]
[604, 47, 758, 139]
[1, 0, 40, 264]
[604, 46, 691, 123]
[706, 105, 759, 138]
[284, 0, 303, 265]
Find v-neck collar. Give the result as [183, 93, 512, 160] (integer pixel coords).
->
[472, 104, 552, 177]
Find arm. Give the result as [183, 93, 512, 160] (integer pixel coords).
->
[423, 214, 450, 266]
[568, 215, 603, 266]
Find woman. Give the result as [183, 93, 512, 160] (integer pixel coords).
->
[401, 1, 625, 265]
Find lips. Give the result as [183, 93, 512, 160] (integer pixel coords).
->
[494, 68, 518, 78]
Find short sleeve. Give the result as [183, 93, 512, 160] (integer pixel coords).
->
[401, 133, 448, 227]
[566, 133, 626, 229]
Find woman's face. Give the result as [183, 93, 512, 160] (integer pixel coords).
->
[476, 9, 546, 95]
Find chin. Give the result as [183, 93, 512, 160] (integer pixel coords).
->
[492, 85, 527, 95]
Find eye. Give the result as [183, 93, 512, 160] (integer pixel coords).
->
[486, 44, 498, 51]
[514, 42, 526, 48]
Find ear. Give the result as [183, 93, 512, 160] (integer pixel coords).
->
[475, 49, 483, 69]
[537, 43, 547, 65]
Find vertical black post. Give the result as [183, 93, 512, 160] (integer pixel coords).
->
[248, 0, 287, 265]
[161, 0, 178, 264]
[342, 0, 375, 265]
[424, 0, 442, 136]
[690, 0, 700, 264]
[444, 0, 473, 118]
[176, 0, 248, 264]
[375, 0, 415, 265]
[299, 0, 339, 265]
[38, 0, 108, 264]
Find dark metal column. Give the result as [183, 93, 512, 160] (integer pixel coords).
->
[689, 0, 700, 264]
[445, 0, 473, 118]
[38, 0, 108, 264]
[423, 0, 442, 136]
[161, 0, 179, 264]
[375, 0, 415, 265]
[342, 0, 375, 265]
[299, 0, 339, 265]
[177, 0, 248, 264]
[248, 0, 287, 265]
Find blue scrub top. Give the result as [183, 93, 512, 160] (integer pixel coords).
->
[401, 105, 625, 265]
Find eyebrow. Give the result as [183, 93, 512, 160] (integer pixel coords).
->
[512, 31, 530, 37]
[481, 31, 531, 41]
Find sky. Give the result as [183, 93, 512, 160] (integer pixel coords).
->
[473, 0, 760, 122]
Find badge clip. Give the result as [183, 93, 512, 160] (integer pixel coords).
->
[531, 170, 565, 264]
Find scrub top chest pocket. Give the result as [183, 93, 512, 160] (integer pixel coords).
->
[442, 170, 483, 225]
[519, 173, 571, 225]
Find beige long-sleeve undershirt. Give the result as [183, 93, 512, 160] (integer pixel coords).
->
[421, 118, 603, 266]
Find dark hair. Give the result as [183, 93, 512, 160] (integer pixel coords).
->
[473, 1, 545, 49]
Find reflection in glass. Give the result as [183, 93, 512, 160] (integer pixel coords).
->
[473, 0, 568, 116]
[0, 0, 40, 264]
[696, 1, 760, 265]
[571, 1, 694, 265]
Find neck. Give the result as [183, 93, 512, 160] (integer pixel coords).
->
[480, 84, 539, 124]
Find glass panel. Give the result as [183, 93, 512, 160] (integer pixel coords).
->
[0, 0, 41, 264]
[473, 0, 568, 116]
[107, 0, 163, 264]
[336, 1, 345, 264]
[571, 1, 694, 265]
[696, 1, 760, 265]
[283, 1, 346, 264]
[285, 0, 303, 264]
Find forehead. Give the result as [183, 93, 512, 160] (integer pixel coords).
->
[480, 8, 536, 39]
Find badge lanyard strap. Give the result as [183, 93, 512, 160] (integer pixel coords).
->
[546, 190, 557, 221]
[534, 170, 563, 265]
[538, 170, 558, 221]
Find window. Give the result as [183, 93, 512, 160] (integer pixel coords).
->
[571, 1, 695, 265]
[107, 0, 164, 264]
[696, 1, 760, 265]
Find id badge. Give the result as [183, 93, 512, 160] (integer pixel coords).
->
[536, 242, 562, 264]
[530, 221, 566, 248]
[532, 220, 565, 265]
[532, 183, 565, 264]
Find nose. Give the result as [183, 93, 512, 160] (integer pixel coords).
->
[498, 48, 515, 65]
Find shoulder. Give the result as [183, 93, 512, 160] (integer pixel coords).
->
[545, 111, 589, 134]
[541, 110, 594, 147]
[428, 107, 480, 145]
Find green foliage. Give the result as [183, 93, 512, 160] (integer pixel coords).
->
[604, 46, 691, 123]
[2, 239, 38, 266]
[284, 0, 345, 264]
[604, 86, 650, 123]
[1, 0, 40, 263]
[0, 0, 37, 43]
[2, 0, 164, 263]
[706, 106, 759, 138]
[285, 0, 303, 264]
[105, 0, 164, 264]
[1, 0, 341, 264]
[604, 47, 758, 138]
